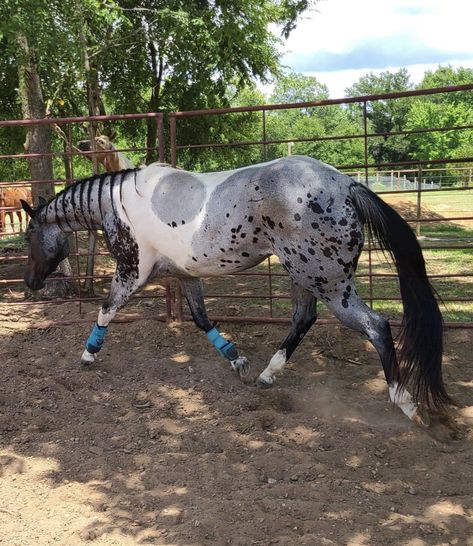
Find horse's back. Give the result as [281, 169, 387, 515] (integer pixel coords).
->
[139, 155, 351, 194]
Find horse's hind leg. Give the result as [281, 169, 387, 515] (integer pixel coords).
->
[180, 278, 250, 377]
[322, 286, 420, 421]
[257, 282, 317, 387]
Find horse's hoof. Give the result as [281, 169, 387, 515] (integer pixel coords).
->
[256, 376, 274, 389]
[80, 349, 96, 366]
[412, 406, 430, 427]
[231, 356, 250, 378]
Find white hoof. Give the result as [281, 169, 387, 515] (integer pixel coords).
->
[389, 383, 418, 421]
[81, 349, 96, 366]
[257, 349, 287, 386]
[256, 373, 274, 388]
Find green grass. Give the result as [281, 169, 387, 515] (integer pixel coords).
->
[0, 234, 25, 252]
[417, 189, 473, 210]
[382, 188, 473, 239]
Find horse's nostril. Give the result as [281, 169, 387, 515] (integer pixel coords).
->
[77, 140, 90, 151]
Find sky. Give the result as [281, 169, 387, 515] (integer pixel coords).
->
[271, 0, 473, 98]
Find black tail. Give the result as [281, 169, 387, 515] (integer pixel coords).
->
[349, 182, 451, 409]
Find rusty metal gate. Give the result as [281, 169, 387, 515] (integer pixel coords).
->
[1, 85, 472, 328]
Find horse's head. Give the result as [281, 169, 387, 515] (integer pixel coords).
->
[21, 198, 70, 290]
[77, 135, 113, 158]
[77, 135, 120, 171]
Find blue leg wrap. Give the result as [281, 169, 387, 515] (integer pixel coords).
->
[86, 323, 108, 354]
[206, 327, 238, 361]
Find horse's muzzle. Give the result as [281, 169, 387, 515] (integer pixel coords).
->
[77, 140, 91, 152]
[24, 272, 45, 291]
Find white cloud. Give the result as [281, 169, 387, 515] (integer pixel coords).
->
[271, 0, 473, 97]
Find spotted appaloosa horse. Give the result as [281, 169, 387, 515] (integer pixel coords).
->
[20, 156, 451, 424]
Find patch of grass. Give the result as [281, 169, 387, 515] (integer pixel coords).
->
[0, 234, 26, 253]
[420, 222, 473, 240]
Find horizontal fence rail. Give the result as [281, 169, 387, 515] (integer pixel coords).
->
[1, 86, 472, 328]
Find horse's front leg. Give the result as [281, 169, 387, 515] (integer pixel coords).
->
[80, 266, 143, 365]
[180, 278, 250, 377]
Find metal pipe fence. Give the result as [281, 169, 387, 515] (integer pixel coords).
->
[1, 85, 472, 328]
[167, 84, 473, 327]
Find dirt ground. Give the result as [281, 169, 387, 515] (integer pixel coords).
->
[1, 301, 473, 546]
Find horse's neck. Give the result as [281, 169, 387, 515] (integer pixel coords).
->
[117, 153, 135, 169]
[42, 172, 130, 232]
[110, 144, 135, 170]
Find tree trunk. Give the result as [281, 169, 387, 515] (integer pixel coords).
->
[17, 32, 55, 204]
[77, 8, 102, 295]
[17, 32, 75, 299]
[145, 39, 163, 165]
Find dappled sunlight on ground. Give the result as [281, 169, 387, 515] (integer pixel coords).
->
[0, 310, 472, 544]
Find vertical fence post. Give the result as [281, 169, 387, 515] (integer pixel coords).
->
[363, 101, 373, 309]
[68, 122, 83, 317]
[363, 101, 369, 189]
[83, 120, 100, 296]
[416, 164, 422, 237]
[262, 109, 267, 162]
[157, 113, 165, 163]
[168, 113, 182, 321]
[169, 114, 177, 167]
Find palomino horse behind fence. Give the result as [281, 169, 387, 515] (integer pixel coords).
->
[76, 134, 135, 171]
[20, 156, 452, 426]
[0, 187, 32, 234]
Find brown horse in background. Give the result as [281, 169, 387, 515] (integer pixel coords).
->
[0, 187, 32, 234]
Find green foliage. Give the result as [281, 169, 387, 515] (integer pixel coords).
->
[0, 0, 313, 179]
[345, 69, 413, 165]
[418, 65, 473, 106]
[263, 72, 364, 167]
[1, 0, 473, 183]
[406, 66, 473, 181]
[406, 100, 473, 161]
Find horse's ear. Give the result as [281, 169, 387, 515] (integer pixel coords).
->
[38, 196, 48, 206]
[20, 199, 35, 218]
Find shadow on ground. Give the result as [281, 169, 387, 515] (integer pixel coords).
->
[1, 305, 473, 545]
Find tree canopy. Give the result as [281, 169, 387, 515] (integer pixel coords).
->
[0, 0, 473, 184]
